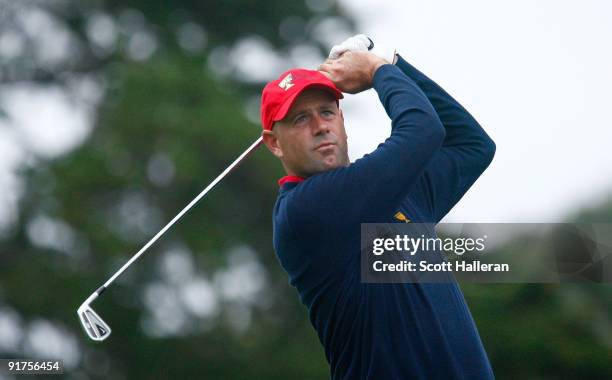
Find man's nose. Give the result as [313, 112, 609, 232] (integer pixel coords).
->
[311, 114, 330, 135]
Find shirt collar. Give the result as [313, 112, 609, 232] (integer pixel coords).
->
[278, 175, 305, 187]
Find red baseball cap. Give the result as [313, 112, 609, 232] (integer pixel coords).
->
[260, 68, 343, 131]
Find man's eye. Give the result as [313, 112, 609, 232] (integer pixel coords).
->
[295, 115, 308, 124]
[322, 110, 335, 117]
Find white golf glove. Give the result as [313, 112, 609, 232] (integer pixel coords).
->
[328, 34, 397, 64]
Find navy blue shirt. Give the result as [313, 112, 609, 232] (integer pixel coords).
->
[272, 56, 496, 379]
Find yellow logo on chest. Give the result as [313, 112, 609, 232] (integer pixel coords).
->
[394, 211, 411, 223]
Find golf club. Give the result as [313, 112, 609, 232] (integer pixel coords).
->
[77, 136, 263, 341]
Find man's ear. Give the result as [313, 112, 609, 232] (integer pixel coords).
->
[262, 129, 283, 159]
[339, 108, 344, 121]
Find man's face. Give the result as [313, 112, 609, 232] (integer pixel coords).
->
[263, 88, 350, 177]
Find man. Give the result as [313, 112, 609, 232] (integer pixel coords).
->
[260, 36, 496, 379]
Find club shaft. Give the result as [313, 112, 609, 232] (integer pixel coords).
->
[102, 136, 263, 288]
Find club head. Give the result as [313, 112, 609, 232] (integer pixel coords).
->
[77, 302, 111, 341]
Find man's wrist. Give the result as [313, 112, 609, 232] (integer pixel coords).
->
[371, 63, 398, 91]
[370, 59, 389, 83]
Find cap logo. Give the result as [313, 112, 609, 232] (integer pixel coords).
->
[278, 73, 294, 91]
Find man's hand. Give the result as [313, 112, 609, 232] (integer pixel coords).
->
[318, 51, 388, 94]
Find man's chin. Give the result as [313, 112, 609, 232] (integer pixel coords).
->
[317, 157, 346, 172]
[300, 155, 349, 176]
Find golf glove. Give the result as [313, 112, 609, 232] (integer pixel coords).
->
[328, 34, 397, 64]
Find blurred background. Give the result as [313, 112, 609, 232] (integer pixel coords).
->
[0, 0, 610, 379]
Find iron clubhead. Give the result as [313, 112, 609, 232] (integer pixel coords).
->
[78, 303, 111, 341]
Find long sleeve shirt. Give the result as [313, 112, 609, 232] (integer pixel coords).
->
[272, 55, 496, 379]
